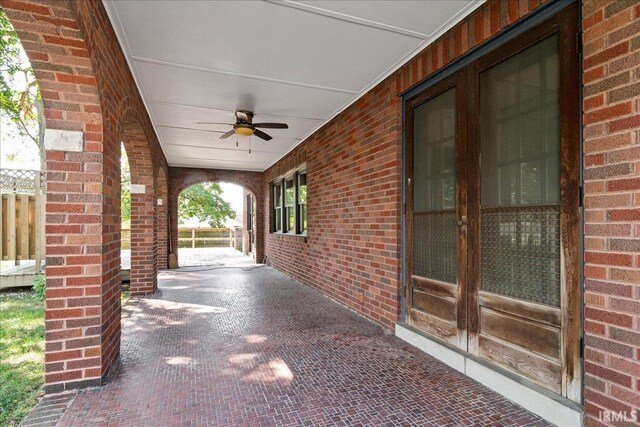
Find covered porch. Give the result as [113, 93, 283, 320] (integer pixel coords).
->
[21, 265, 549, 426]
[1, 0, 639, 426]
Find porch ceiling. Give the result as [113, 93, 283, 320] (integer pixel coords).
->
[103, 0, 482, 172]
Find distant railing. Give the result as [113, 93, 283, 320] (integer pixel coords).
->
[120, 227, 242, 251]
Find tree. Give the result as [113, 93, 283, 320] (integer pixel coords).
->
[120, 143, 131, 226]
[178, 183, 236, 228]
[0, 10, 44, 167]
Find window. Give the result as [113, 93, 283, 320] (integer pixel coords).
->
[246, 194, 253, 232]
[297, 173, 307, 233]
[273, 183, 282, 232]
[271, 168, 307, 235]
[284, 178, 295, 233]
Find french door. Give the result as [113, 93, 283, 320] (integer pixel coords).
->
[405, 4, 580, 401]
[405, 72, 469, 351]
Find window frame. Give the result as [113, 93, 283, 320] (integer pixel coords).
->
[271, 166, 307, 236]
[297, 172, 307, 235]
[272, 182, 282, 233]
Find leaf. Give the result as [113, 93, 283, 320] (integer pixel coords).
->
[1, 9, 42, 152]
[178, 183, 236, 228]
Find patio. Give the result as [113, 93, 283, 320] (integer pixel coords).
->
[121, 247, 256, 270]
[2, 0, 639, 424]
[21, 265, 548, 426]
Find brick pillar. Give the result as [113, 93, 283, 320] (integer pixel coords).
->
[582, 1, 640, 424]
[253, 193, 264, 263]
[242, 190, 250, 256]
[157, 167, 168, 270]
[123, 120, 157, 295]
[168, 193, 179, 267]
[0, 1, 121, 393]
[45, 146, 114, 393]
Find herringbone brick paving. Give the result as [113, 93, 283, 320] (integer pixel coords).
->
[50, 266, 549, 426]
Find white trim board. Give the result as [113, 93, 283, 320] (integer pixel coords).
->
[395, 323, 583, 427]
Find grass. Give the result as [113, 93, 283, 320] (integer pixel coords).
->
[0, 289, 45, 427]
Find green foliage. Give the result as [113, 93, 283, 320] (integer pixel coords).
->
[0, 10, 43, 159]
[178, 183, 236, 228]
[32, 275, 45, 300]
[0, 291, 45, 426]
[121, 143, 131, 224]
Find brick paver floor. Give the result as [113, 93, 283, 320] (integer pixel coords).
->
[121, 247, 257, 270]
[43, 265, 549, 426]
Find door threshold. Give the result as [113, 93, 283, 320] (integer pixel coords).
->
[396, 323, 583, 427]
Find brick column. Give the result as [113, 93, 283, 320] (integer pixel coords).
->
[253, 193, 265, 263]
[581, 1, 640, 424]
[242, 190, 250, 256]
[0, 0, 120, 393]
[123, 121, 157, 295]
[157, 167, 168, 270]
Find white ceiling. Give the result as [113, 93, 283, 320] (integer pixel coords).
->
[103, 0, 482, 171]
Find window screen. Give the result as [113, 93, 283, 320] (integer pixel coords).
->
[413, 88, 457, 284]
[480, 35, 561, 307]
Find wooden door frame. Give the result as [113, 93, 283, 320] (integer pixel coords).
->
[467, 3, 580, 399]
[404, 71, 469, 349]
[402, 1, 581, 400]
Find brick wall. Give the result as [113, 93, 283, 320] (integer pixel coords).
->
[121, 118, 157, 295]
[582, 1, 640, 425]
[168, 167, 264, 264]
[264, 0, 640, 420]
[242, 189, 252, 257]
[264, 0, 552, 331]
[1, 0, 168, 392]
[157, 167, 169, 270]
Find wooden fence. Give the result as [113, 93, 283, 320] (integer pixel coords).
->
[0, 169, 45, 273]
[121, 227, 242, 251]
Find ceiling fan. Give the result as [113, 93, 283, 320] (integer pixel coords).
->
[198, 110, 288, 141]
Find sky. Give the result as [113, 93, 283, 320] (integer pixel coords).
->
[219, 182, 244, 215]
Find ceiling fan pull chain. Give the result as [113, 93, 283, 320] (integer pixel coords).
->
[236, 134, 239, 147]
[249, 137, 252, 154]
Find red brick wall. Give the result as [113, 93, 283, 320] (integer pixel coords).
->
[157, 167, 169, 270]
[121, 119, 157, 295]
[242, 189, 252, 257]
[582, 1, 640, 425]
[1, 0, 168, 392]
[264, 0, 551, 331]
[168, 167, 264, 264]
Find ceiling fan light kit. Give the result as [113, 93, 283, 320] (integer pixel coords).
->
[235, 125, 254, 137]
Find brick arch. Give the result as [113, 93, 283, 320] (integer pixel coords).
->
[1, 1, 114, 393]
[118, 107, 157, 295]
[168, 167, 264, 265]
[170, 168, 262, 199]
[155, 166, 169, 270]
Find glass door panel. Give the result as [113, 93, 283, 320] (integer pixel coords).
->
[408, 79, 467, 350]
[413, 88, 457, 284]
[476, 34, 563, 393]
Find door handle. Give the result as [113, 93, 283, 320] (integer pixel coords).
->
[457, 216, 467, 227]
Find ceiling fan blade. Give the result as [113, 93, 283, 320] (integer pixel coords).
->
[197, 122, 233, 125]
[254, 123, 288, 129]
[253, 129, 272, 141]
[219, 129, 235, 139]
